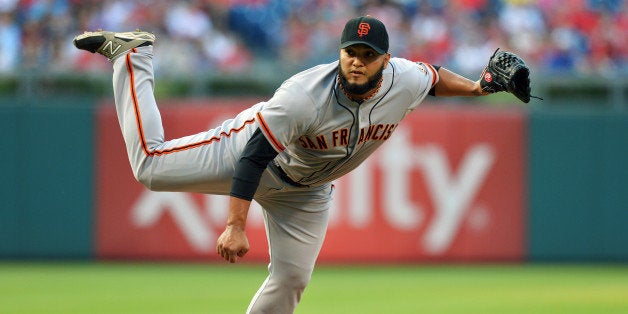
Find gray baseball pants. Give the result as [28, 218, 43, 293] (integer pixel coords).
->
[111, 46, 332, 313]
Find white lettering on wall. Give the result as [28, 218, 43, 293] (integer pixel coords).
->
[380, 128, 424, 230]
[415, 143, 494, 254]
[131, 191, 214, 252]
[129, 127, 495, 255]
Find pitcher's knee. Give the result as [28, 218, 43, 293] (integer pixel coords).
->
[276, 270, 312, 294]
[133, 165, 155, 190]
[246, 268, 313, 313]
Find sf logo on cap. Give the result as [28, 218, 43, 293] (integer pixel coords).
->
[358, 22, 370, 37]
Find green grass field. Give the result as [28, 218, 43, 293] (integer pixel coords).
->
[1, 262, 627, 314]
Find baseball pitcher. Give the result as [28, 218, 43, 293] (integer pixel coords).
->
[73, 15, 535, 314]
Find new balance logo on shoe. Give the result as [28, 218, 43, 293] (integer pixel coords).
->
[103, 41, 121, 56]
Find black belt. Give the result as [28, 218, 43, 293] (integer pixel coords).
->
[270, 161, 307, 187]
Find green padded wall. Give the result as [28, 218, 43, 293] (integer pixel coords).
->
[528, 110, 628, 261]
[0, 98, 94, 258]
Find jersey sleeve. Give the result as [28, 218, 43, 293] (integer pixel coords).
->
[256, 80, 317, 152]
[402, 60, 441, 113]
[420, 62, 440, 90]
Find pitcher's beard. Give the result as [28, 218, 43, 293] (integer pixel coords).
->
[337, 63, 384, 96]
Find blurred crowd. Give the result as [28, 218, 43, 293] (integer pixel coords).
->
[0, 0, 626, 78]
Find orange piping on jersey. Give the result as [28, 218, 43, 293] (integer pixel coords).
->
[125, 49, 256, 157]
[425, 63, 439, 87]
[256, 112, 285, 152]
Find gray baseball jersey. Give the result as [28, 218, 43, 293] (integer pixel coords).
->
[258, 58, 438, 187]
[110, 46, 438, 313]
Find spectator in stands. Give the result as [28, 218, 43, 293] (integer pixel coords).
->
[0, 9, 20, 72]
[2, 0, 627, 77]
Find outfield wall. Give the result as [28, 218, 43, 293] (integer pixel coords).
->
[528, 110, 628, 261]
[0, 98, 94, 258]
[1, 98, 627, 262]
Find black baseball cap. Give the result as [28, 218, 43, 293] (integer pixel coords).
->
[340, 16, 389, 55]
